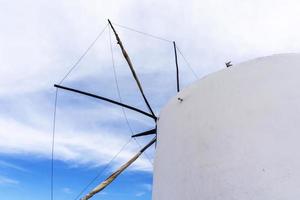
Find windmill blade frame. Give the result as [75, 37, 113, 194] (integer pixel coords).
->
[108, 19, 156, 120]
[80, 137, 157, 200]
[54, 84, 156, 120]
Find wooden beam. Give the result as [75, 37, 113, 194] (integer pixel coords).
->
[108, 19, 156, 119]
[80, 137, 156, 200]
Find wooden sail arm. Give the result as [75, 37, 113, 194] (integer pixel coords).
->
[54, 84, 157, 120]
[108, 19, 156, 119]
[131, 128, 156, 138]
[80, 137, 157, 200]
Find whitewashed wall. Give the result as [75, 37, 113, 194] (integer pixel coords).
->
[153, 54, 300, 200]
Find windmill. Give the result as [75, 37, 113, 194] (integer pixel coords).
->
[53, 19, 300, 200]
[52, 19, 184, 200]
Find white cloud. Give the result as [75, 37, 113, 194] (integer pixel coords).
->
[135, 191, 145, 197]
[0, 117, 153, 172]
[133, 183, 153, 198]
[1, 0, 300, 174]
[0, 175, 19, 186]
[2, 0, 300, 96]
[142, 183, 152, 191]
[62, 187, 73, 194]
[0, 160, 29, 172]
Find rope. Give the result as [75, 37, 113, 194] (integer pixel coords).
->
[112, 22, 172, 43]
[108, 26, 135, 135]
[51, 88, 58, 200]
[72, 138, 133, 200]
[58, 24, 108, 84]
[109, 26, 154, 167]
[176, 46, 199, 80]
[71, 25, 135, 200]
[112, 21, 198, 85]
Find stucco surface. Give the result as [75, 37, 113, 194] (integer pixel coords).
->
[153, 54, 300, 200]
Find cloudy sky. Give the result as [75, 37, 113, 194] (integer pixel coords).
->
[1, 0, 300, 200]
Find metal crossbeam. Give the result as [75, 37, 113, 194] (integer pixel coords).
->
[54, 84, 156, 120]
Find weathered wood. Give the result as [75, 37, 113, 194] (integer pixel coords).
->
[108, 19, 156, 119]
[81, 137, 156, 200]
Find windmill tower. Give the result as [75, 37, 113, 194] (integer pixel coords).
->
[152, 53, 300, 200]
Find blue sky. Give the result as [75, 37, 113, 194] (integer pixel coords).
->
[1, 0, 300, 200]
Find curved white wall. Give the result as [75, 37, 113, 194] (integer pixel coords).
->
[153, 54, 300, 200]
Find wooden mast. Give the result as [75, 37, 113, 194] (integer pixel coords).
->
[107, 19, 156, 120]
[80, 137, 156, 200]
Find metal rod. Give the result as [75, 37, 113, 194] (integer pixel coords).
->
[140, 137, 156, 153]
[132, 129, 156, 138]
[80, 137, 156, 200]
[108, 19, 156, 119]
[54, 84, 156, 120]
[173, 41, 180, 92]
